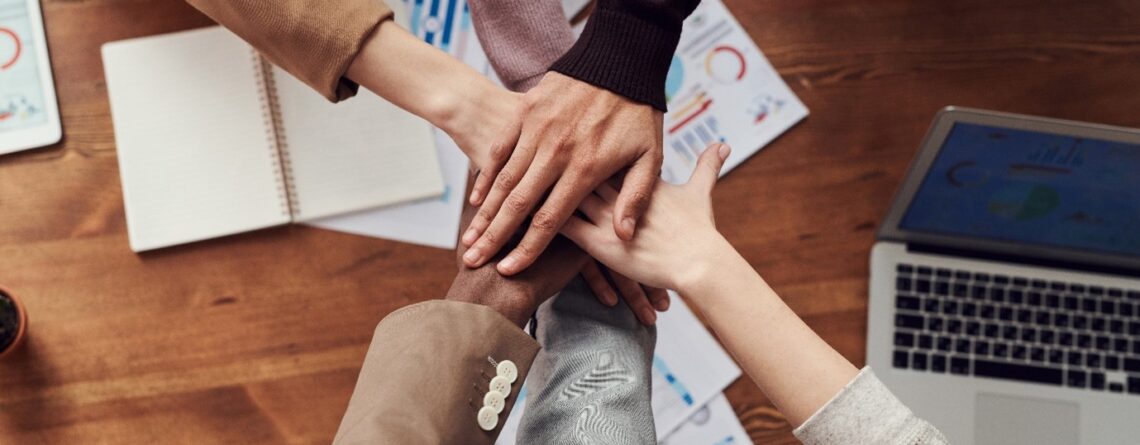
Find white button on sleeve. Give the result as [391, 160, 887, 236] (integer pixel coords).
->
[490, 375, 511, 397]
[496, 360, 518, 383]
[477, 406, 498, 431]
[483, 391, 505, 413]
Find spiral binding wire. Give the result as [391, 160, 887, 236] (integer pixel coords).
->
[251, 50, 299, 219]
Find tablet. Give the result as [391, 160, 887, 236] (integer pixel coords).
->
[0, 0, 61, 155]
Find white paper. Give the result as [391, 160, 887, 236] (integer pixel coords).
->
[306, 130, 468, 249]
[561, 0, 593, 20]
[494, 296, 742, 444]
[660, 0, 808, 184]
[661, 394, 753, 445]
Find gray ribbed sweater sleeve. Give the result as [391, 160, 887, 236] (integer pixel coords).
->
[794, 367, 949, 445]
[517, 277, 657, 444]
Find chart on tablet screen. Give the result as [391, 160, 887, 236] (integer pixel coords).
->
[0, 0, 48, 131]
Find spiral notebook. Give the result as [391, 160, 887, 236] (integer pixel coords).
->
[103, 27, 443, 252]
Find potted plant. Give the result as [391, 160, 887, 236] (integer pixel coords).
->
[0, 286, 27, 359]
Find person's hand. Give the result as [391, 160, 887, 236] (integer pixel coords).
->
[448, 185, 670, 326]
[459, 71, 664, 276]
[446, 201, 589, 327]
[441, 87, 524, 174]
[581, 261, 670, 325]
[560, 143, 734, 294]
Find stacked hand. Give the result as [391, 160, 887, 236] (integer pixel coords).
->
[460, 72, 664, 276]
[449, 72, 670, 325]
[445, 200, 589, 327]
[345, 22, 674, 325]
[560, 143, 734, 295]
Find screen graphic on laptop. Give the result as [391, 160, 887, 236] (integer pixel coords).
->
[900, 122, 1140, 257]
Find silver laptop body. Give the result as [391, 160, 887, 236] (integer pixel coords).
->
[867, 107, 1140, 445]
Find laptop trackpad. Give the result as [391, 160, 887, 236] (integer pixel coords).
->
[976, 393, 1078, 445]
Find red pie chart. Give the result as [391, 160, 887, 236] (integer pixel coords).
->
[704, 45, 745, 83]
[0, 27, 20, 70]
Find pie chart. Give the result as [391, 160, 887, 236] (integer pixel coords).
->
[0, 28, 21, 70]
[704, 45, 745, 83]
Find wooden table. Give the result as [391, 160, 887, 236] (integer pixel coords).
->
[3, 0, 1139, 443]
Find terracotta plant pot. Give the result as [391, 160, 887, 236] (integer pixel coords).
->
[0, 286, 28, 359]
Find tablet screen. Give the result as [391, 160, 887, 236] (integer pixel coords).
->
[899, 122, 1140, 257]
[0, 0, 48, 132]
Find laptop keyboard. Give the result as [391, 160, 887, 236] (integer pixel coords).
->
[891, 263, 1140, 395]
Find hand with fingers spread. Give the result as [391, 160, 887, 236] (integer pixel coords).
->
[459, 72, 664, 276]
[560, 143, 734, 293]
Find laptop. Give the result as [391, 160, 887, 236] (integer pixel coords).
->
[867, 107, 1140, 444]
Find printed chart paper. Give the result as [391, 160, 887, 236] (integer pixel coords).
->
[661, 394, 753, 445]
[660, 0, 808, 184]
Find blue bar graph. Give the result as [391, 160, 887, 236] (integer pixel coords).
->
[653, 356, 693, 406]
[440, 0, 459, 51]
[424, 0, 442, 44]
[410, 0, 424, 36]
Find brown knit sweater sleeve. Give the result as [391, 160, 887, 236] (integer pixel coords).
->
[550, 0, 701, 111]
[185, 0, 393, 102]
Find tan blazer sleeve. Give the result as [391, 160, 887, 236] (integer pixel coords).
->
[185, 0, 393, 102]
[333, 300, 540, 445]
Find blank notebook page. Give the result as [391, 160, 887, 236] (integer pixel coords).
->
[270, 65, 443, 221]
[103, 27, 289, 252]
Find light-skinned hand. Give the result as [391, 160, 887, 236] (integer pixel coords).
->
[581, 261, 670, 325]
[459, 72, 664, 277]
[559, 143, 734, 293]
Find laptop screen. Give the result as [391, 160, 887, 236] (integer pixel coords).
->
[899, 122, 1140, 257]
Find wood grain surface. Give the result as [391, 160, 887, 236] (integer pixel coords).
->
[3, 0, 1140, 443]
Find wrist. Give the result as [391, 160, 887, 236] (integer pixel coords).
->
[444, 271, 536, 327]
[675, 234, 744, 296]
[345, 20, 501, 150]
[432, 75, 495, 135]
[438, 82, 520, 170]
[548, 8, 681, 111]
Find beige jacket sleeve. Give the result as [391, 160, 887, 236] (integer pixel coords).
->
[185, 0, 392, 102]
[333, 300, 540, 445]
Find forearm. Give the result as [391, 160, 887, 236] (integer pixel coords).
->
[444, 271, 536, 328]
[346, 20, 512, 161]
[681, 244, 859, 427]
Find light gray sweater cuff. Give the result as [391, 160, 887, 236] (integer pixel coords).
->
[793, 367, 949, 445]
